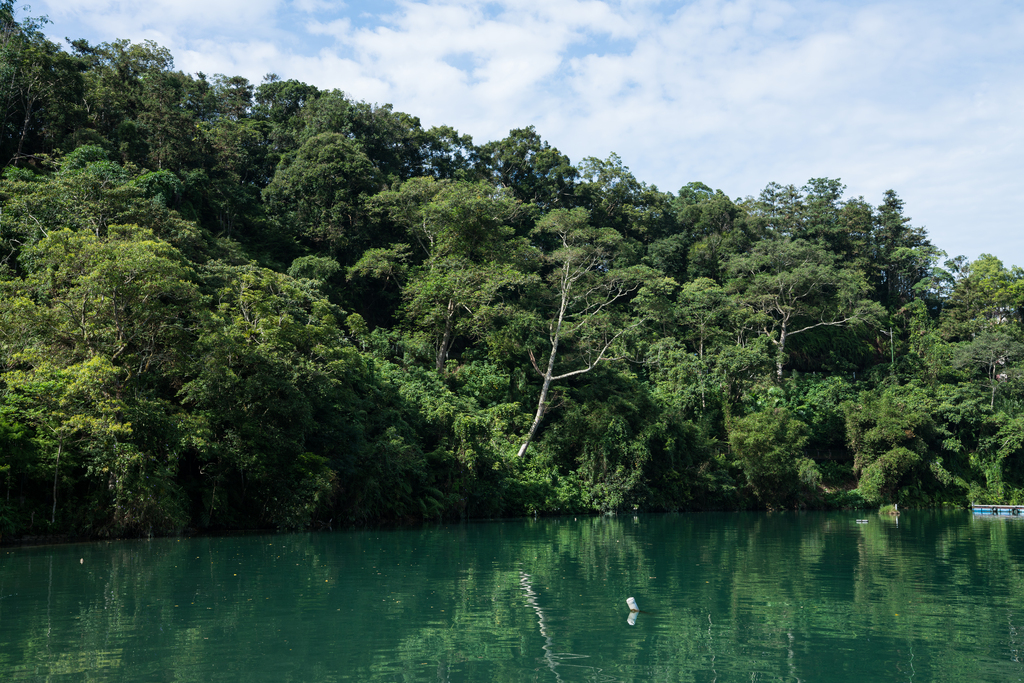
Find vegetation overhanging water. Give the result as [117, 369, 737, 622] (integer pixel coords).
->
[2, 2, 1024, 541]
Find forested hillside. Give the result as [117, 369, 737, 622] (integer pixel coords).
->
[2, 4, 1023, 538]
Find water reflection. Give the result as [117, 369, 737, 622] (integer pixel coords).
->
[1, 512, 1024, 681]
[520, 569, 623, 681]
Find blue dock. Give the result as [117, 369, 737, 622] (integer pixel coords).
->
[971, 504, 1024, 516]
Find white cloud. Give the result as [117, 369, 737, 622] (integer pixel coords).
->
[306, 18, 353, 40]
[293, 0, 340, 12]
[39, 0, 281, 41]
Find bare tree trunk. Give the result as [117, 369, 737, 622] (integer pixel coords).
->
[775, 325, 787, 380]
[515, 209, 645, 458]
[11, 89, 35, 164]
[517, 280, 639, 458]
[435, 300, 455, 373]
[517, 336, 559, 458]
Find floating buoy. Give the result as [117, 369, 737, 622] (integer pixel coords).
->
[626, 597, 640, 626]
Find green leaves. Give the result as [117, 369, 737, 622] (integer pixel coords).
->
[728, 408, 811, 508]
[516, 208, 658, 458]
[477, 126, 576, 210]
[262, 132, 382, 253]
[842, 384, 950, 505]
[727, 237, 884, 377]
[953, 328, 1024, 408]
[6, 26, 1024, 530]
[363, 178, 530, 372]
[0, 5, 85, 165]
[17, 225, 198, 366]
[3, 352, 132, 525]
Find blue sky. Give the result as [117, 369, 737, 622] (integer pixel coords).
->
[31, 0, 1024, 268]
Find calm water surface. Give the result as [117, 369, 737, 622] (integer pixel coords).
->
[2, 511, 1023, 682]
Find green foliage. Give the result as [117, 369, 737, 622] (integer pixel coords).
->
[641, 384, 734, 510]
[727, 236, 884, 378]
[540, 373, 653, 507]
[675, 186, 747, 282]
[516, 207, 660, 458]
[0, 5, 86, 165]
[3, 352, 132, 526]
[262, 132, 382, 256]
[575, 153, 676, 243]
[2, 31, 1020, 539]
[364, 177, 530, 372]
[103, 442, 189, 535]
[843, 384, 956, 505]
[871, 190, 942, 309]
[477, 126, 576, 211]
[953, 328, 1024, 408]
[785, 374, 857, 450]
[728, 408, 812, 508]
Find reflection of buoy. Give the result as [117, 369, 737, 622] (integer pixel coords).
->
[627, 597, 639, 612]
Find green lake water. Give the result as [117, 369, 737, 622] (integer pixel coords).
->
[1, 511, 1023, 682]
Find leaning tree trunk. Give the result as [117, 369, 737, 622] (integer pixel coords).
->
[517, 335, 560, 458]
[435, 300, 455, 373]
[775, 324, 788, 380]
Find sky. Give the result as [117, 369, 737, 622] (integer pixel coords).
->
[30, 0, 1024, 267]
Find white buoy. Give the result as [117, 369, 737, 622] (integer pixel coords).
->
[626, 597, 639, 612]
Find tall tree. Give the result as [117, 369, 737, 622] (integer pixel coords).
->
[574, 153, 675, 243]
[359, 177, 528, 372]
[954, 329, 1024, 409]
[745, 181, 804, 238]
[477, 126, 577, 211]
[727, 237, 884, 378]
[419, 125, 477, 180]
[871, 189, 941, 308]
[517, 208, 656, 458]
[679, 188, 746, 282]
[941, 254, 1022, 339]
[0, 4, 85, 165]
[70, 39, 175, 161]
[261, 132, 382, 258]
[13, 225, 198, 367]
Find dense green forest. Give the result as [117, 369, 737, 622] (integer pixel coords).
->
[2, 4, 1023, 538]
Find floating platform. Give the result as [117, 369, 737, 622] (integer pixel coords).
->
[971, 504, 1024, 516]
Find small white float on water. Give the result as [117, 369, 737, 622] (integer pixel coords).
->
[626, 597, 640, 625]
